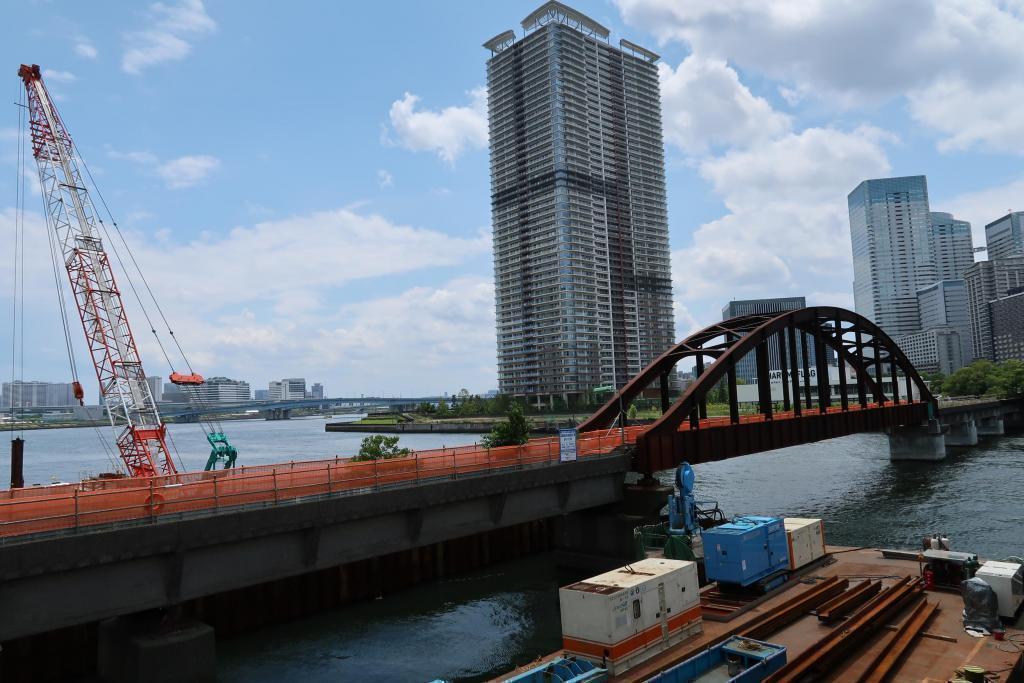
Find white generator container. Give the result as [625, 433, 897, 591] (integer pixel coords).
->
[975, 560, 1024, 619]
[783, 518, 827, 570]
[559, 558, 701, 675]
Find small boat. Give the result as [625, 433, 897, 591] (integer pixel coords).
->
[644, 636, 786, 683]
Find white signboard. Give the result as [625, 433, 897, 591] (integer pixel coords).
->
[559, 428, 578, 462]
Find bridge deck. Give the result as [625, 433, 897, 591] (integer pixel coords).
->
[0, 399, 929, 541]
[0, 426, 647, 541]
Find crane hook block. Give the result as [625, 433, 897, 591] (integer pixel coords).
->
[72, 381, 85, 406]
[170, 372, 205, 386]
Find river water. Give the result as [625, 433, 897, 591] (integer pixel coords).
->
[3, 417, 482, 485]
[219, 429, 1024, 682]
[8, 421, 1023, 681]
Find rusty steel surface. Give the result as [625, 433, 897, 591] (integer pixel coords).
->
[576, 306, 937, 475]
[764, 577, 924, 683]
[816, 579, 882, 623]
[856, 599, 939, 683]
[606, 549, 1021, 683]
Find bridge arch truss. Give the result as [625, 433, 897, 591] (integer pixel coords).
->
[578, 307, 935, 475]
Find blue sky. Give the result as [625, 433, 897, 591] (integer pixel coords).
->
[2, 0, 1023, 398]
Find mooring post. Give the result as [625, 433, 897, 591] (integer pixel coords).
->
[10, 437, 24, 489]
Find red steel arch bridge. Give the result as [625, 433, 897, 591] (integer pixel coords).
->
[578, 306, 936, 476]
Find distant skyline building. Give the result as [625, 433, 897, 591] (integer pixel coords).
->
[310, 382, 324, 400]
[985, 212, 1024, 261]
[145, 376, 163, 403]
[162, 382, 185, 404]
[916, 279, 973, 368]
[190, 377, 251, 405]
[485, 1, 674, 404]
[928, 212, 974, 280]
[254, 389, 269, 401]
[268, 381, 283, 401]
[991, 289, 1024, 362]
[721, 297, 824, 383]
[1, 380, 77, 408]
[896, 328, 963, 376]
[849, 175, 934, 337]
[964, 256, 1024, 360]
[281, 378, 306, 401]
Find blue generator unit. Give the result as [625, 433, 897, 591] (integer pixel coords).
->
[703, 516, 789, 587]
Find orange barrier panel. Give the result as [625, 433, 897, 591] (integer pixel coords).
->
[0, 427, 644, 540]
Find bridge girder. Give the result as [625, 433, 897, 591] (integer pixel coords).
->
[578, 307, 935, 474]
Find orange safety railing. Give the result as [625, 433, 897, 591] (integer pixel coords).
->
[0, 425, 647, 541]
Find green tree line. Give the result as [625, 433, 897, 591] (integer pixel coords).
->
[924, 359, 1024, 398]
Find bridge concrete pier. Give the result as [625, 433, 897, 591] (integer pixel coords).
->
[98, 613, 214, 683]
[944, 418, 979, 447]
[977, 415, 1005, 436]
[554, 482, 671, 572]
[888, 420, 946, 461]
[261, 408, 291, 420]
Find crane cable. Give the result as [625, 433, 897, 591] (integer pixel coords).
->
[73, 145, 227, 468]
[9, 86, 26, 437]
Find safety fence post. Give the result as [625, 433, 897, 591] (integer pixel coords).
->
[272, 469, 279, 504]
[74, 488, 80, 530]
[148, 480, 155, 521]
[415, 455, 420, 484]
[486, 447, 491, 473]
[374, 458, 380, 490]
[547, 439, 552, 463]
[213, 476, 219, 512]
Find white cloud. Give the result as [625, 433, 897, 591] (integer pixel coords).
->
[122, 0, 216, 74]
[107, 148, 160, 165]
[673, 126, 893, 317]
[127, 207, 491, 312]
[908, 79, 1024, 154]
[75, 40, 98, 60]
[306, 276, 497, 392]
[156, 154, 220, 189]
[617, 0, 1024, 152]
[377, 169, 393, 188]
[42, 69, 76, 83]
[659, 55, 791, 154]
[1, 203, 496, 395]
[386, 88, 488, 164]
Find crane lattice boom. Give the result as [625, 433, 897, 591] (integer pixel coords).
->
[19, 64, 175, 477]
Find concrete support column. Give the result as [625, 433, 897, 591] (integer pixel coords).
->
[98, 613, 215, 683]
[976, 416, 1005, 436]
[888, 421, 946, 461]
[945, 419, 979, 446]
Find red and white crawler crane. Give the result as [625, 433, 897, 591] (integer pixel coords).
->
[18, 64, 179, 477]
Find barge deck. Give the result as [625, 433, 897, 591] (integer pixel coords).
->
[502, 546, 1024, 682]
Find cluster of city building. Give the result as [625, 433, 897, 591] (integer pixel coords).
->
[850, 175, 1024, 375]
[481, 4, 1023, 406]
[1, 377, 325, 411]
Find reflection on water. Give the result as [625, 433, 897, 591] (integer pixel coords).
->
[218, 554, 565, 683]
[216, 432, 1024, 682]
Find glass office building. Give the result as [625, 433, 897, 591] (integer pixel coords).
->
[985, 212, 1024, 261]
[928, 212, 974, 280]
[485, 2, 674, 404]
[849, 176, 934, 337]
